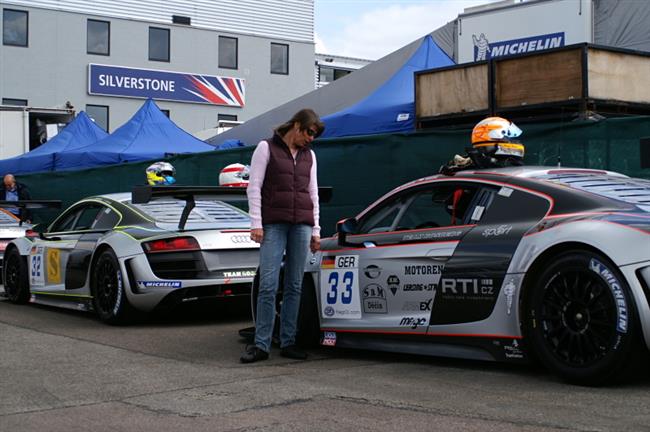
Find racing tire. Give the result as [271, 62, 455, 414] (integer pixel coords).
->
[524, 250, 640, 385]
[91, 248, 134, 325]
[251, 270, 318, 347]
[296, 277, 320, 348]
[3, 247, 30, 304]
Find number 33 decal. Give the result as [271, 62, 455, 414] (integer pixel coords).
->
[327, 271, 354, 305]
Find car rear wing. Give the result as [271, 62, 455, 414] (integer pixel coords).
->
[131, 185, 333, 230]
[0, 200, 62, 226]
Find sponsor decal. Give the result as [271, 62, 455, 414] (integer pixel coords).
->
[46, 249, 61, 284]
[404, 265, 443, 275]
[322, 331, 337, 346]
[30, 246, 45, 286]
[503, 278, 516, 315]
[503, 339, 524, 359]
[472, 32, 565, 61]
[470, 206, 485, 221]
[387, 275, 400, 296]
[320, 254, 362, 319]
[363, 284, 387, 314]
[498, 187, 513, 197]
[404, 298, 434, 311]
[364, 264, 382, 279]
[230, 234, 252, 244]
[403, 283, 435, 292]
[137, 281, 182, 288]
[88, 64, 245, 106]
[482, 225, 513, 238]
[440, 278, 495, 300]
[222, 270, 256, 278]
[399, 316, 428, 330]
[402, 231, 462, 241]
[589, 258, 628, 333]
[321, 256, 335, 269]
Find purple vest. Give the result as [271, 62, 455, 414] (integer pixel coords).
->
[261, 134, 314, 226]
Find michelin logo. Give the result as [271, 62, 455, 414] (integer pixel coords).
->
[473, 32, 565, 61]
[137, 281, 182, 288]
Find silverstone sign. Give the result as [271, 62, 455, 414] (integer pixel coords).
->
[458, 0, 592, 63]
[88, 64, 245, 107]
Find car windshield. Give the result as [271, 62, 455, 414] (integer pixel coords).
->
[130, 199, 250, 229]
[532, 172, 650, 211]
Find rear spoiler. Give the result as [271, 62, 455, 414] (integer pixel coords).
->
[0, 200, 62, 226]
[131, 186, 333, 230]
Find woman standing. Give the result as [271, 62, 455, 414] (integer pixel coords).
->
[241, 109, 324, 363]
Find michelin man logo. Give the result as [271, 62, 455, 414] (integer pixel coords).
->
[472, 33, 490, 61]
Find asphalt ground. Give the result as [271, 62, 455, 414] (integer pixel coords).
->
[2, 294, 650, 432]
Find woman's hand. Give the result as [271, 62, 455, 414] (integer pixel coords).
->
[310, 235, 320, 253]
[251, 228, 264, 244]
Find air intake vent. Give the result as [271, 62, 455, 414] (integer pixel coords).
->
[172, 15, 191, 25]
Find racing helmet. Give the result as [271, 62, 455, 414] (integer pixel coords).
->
[219, 163, 250, 187]
[471, 117, 525, 159]
[146, 161, 176, 185]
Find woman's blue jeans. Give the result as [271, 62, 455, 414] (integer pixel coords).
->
[254, 223, 312, 353]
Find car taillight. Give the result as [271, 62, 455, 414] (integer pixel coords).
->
[25, 230, 39, 238]
[142, 236, 200, 253]
[0, 240, 9, 251]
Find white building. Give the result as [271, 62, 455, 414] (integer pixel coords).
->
[0, 0, 316, 139]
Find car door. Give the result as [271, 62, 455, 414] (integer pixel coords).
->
[320, 180, 486, 334]
[29, 202, 119, 293]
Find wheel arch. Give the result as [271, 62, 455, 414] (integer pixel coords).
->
[88, 243, 115, 293]
[518, 241, 613, 336]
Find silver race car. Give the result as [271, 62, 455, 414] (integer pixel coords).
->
[277, 166, 650, 385]
[2, 186, 258, 323]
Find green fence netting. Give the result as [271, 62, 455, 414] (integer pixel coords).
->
[17, 115, 650, 235]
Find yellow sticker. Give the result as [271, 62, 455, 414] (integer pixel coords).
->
[47, 248, 61, 284]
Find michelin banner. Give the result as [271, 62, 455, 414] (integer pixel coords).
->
[88, 64, 245, 107]
[458, 0, 592, 63]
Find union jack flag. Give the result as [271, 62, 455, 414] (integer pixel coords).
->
[184, 75, 245, 107]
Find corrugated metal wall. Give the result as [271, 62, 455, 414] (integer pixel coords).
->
[2, 0, 314, 42]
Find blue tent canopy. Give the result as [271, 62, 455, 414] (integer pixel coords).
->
[0, 111, 108, 175]
[56, 99, 215, 171]
[320, 36, 454, 138]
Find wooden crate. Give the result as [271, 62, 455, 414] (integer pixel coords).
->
[415, 63, 489, 118]
[415, 44, 650, 129]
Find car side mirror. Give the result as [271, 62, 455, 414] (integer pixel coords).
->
[336, 217, 358, 247]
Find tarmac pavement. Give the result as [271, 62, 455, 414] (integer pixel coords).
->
[1, 296, 650, 432]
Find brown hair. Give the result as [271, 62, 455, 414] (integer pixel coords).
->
[275, 108, 325, 138]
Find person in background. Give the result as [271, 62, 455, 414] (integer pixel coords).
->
[241, 108, 324, 363]
[0, 174, 31, 221]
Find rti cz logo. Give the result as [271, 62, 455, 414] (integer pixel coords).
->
[472, 32, 565, 61]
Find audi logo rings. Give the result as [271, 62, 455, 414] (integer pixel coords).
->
[230, 234, 252, 243]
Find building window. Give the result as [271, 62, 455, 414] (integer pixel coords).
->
[2, 98, 28, 106]
[149, 27, 170, 62]
[270, 43, 289, 75]
[3, 9, 28, 47]
[161, 109, 170, 118]
[219, 36, 238, 69]
[86, 104, 109, 132]
[218, 114, 238, 122]
[87, 19, 110, 55]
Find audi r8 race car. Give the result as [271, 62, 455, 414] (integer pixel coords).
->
[2, 186, 259, 324]
[284, 166, 650, 385]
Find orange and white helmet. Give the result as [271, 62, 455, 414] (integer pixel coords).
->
[219, 163, 250, 187]
[471, 117, 524, 159]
